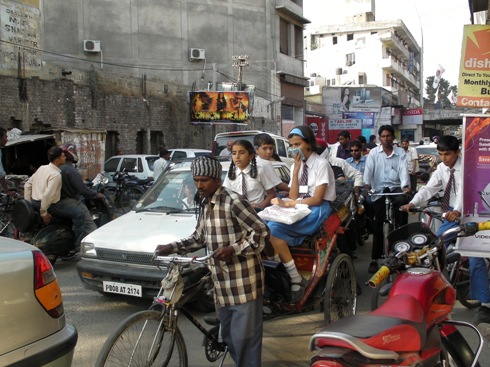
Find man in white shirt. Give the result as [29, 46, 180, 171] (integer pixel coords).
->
[401, 138, 419, 192]
[219, 140, 233, 160]
[153, 148, 171, 180]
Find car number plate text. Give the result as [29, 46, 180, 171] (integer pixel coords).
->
[103, 281, 142, 297]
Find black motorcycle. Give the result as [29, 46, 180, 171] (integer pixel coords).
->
[11, 194, 114, 265]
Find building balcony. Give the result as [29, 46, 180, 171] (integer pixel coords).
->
[381, 57, 419, 90]
[379, 31, 410, 59]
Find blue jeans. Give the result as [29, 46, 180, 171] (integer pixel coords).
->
[49, 198, 91, 248]
[470, 257, 490, 303]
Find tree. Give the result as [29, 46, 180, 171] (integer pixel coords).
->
[423, 76, 458, 109]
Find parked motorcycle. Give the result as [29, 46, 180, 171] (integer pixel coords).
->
[309, 220, 490, 367]
[105, 169, 153, 213]
[11, 190, 114, 265]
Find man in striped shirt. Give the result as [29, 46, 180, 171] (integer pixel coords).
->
[155, 156, 269, 367]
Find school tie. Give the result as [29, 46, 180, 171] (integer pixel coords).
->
[441, 168, 455, 212]
[241, 172, 247, 198]
[299, 161, 310, 199]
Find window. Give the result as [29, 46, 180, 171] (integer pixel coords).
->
[346, 53, 355, 66]
[104, 157, 121, 173]
[347, 33, 354, 41]
[294, 25, 303, 58]
[122, 158, 140, 173]
[171, 151, 186, 161]
[332, 36, 337, 45]
[276, 140, 288, 159]
[280, 18, 289, 55]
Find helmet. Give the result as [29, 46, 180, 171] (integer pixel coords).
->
[61, 142, 78, 162]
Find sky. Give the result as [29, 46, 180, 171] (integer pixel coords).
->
[303, 0, 473, 88]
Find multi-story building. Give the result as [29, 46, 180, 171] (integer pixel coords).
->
[0, 0, 309, 176]
[303, 0, 423, 142]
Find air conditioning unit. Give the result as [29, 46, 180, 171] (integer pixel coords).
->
[189, 48, 205, 61]
[84, 40, 101, 53]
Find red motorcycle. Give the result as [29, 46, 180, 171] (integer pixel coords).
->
[309, 220, 490, 367]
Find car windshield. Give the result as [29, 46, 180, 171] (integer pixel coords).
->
[135, 170, 197, 213]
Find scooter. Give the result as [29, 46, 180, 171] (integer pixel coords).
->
[11, 190, 114, 265]
[309, 220, 489, 367]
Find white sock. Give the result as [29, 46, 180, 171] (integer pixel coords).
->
[284, 260, 302, 290]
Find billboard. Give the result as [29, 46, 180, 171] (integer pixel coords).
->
[190, 91, 250, 123]
[456, 115, 490, 256]
[456, 25, 490, 108]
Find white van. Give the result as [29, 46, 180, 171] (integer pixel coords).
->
[213, 130, 293, 166]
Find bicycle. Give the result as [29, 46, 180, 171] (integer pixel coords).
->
[368, 189, 411, 310]
[96, 252, 228, 367]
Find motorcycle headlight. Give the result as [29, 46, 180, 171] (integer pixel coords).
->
[81, 242, 97, 257]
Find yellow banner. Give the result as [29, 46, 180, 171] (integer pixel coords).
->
[456, 25, 490, 108]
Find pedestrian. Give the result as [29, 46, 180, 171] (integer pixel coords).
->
[363, 125, 411, 274]
[153, 148, 171, 180]
[401, 138, 419, 192]
[219, 140, 233, 159]
[366, 134, 377, 149]
[155, 156, 269, 367]
[346, 140, 367, 176]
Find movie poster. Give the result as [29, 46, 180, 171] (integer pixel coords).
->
[456, 115, 490, 257]
[189, 91, 250, 123]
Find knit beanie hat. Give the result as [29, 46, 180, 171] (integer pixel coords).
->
[191, 156, 222, 179]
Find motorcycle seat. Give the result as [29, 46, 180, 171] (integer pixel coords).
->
[12, 199, 38, 232]
[313, 294, 426, 353]
[136, 178, 153, 185]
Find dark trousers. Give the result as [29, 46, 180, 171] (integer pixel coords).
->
[371, 188, 409, 260]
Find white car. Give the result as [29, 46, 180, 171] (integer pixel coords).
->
[168, 148, 211, 162]
[76, 160, 290, 312]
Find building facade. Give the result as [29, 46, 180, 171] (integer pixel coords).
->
[0, 0, 308, 175]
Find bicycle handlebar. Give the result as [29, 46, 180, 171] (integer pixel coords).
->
[152, 251, 215, 266]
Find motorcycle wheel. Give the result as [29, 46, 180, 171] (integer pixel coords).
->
[323, 253, 357, 324]
[441, 327, 481, 367]
[119, 186, 145, 213]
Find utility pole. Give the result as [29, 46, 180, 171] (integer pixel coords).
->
[232, 55, 249, 90]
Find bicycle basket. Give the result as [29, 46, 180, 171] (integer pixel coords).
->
[161, 266, 184, 304]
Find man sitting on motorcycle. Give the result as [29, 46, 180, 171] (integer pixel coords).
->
[59, 142, 104, 253]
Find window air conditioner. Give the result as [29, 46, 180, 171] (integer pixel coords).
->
[189, 48, 205, 61]
[84, 40, 101, 53]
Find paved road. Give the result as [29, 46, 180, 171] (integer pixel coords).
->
[56, 224, 490, 366]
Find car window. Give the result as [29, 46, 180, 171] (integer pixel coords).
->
[194, 152, 211, 157]
[416, 147, 438, 156]
[215, 136, 254, 156]
[146, 157, 158, 171]
[121, 158, 138, 172]
[171, 151, 187, 161]
[276, 140, 288, 158]
[104, 157, 121, 172]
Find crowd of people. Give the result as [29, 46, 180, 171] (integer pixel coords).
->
[3, 124, 483, 367]
[152, 124, 485, 367]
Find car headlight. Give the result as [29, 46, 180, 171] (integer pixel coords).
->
[81, 242, 97, 257]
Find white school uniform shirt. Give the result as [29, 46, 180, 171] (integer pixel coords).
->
[255, 156, 282, 187]
[290, 153, 336, 202]
[223, 163, 276, 205]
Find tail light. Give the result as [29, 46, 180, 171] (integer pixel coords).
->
[33, 250, 64, 318]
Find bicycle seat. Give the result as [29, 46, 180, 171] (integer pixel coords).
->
[12, 199, 37, 232]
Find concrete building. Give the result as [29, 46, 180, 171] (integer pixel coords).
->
[0, 0, 309, 176]
[303, 0, 424, 142]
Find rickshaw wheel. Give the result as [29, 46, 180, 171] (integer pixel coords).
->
[323, 253, 357, 324]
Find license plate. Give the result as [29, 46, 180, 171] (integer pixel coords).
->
[102, 281, 142, 297]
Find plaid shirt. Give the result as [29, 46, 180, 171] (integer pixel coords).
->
[169, 186, 269, 307]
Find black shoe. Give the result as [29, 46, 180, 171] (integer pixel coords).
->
[368, 260, 379, 274]
[473, 306, 490, 325]
[290, 276, 308, 303]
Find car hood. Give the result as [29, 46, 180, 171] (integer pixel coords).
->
[83, 210, 197, 253]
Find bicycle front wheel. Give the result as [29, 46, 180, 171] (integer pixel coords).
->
[96, 310, 188, 367]
[119, 185, 145, 213]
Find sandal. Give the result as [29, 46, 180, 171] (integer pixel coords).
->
[290, 276, 308, 303]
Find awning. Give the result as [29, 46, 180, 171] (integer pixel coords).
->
[6, 134, 54, 147]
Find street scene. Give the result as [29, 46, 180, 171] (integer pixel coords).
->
[1, 0, 490, 366]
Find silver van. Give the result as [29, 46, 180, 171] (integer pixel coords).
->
[213, 130, 293, 166]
